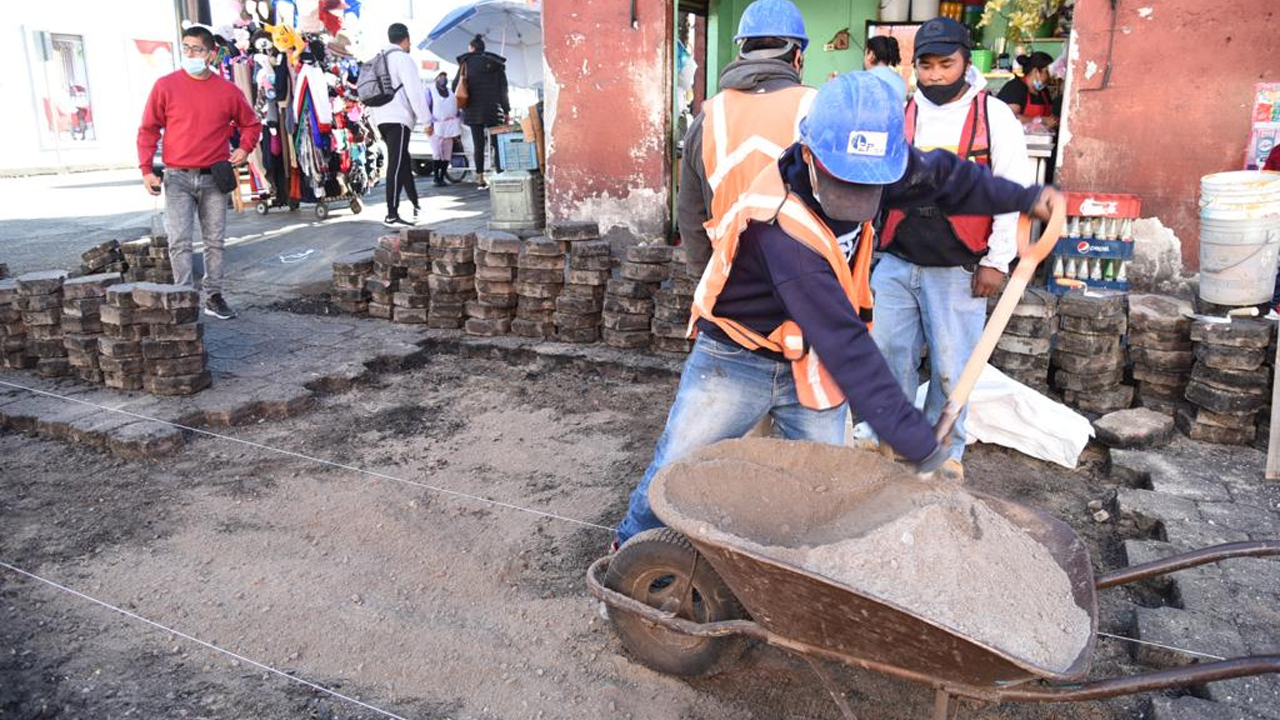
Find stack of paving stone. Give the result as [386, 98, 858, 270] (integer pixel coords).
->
[100, 283, 148, 391]
[1126, 294, 1194, 416]
[0, 263, 8, 279]
[16, 271, 70, 379]
[602, 243, 669, 350]
[554, 239, 611, 343]
[381, 234, 425, 324]
[512, 236, 566, 339]
[134, 283, 209, 396]
[120, 237, 173, 283]
[330, 250, 374, 315]
[80, 240, 126, 276]
[428, 228, 477, 329]
[467, 230, 521, 337]
[368, 234, 407, 320]
[0, 279, 35, 369]
[650, 246, 696, 354]
[1051, 290, 1132, 414]
[989, 289, 1056, 392]
[61, 273, 121, 384]
[1258, 326, 1277, 452]
[1178, 319, 1272, 445]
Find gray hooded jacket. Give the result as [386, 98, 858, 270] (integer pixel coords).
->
[677, 58, 804, 275]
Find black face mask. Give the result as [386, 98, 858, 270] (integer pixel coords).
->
[918, 75, 968, 105]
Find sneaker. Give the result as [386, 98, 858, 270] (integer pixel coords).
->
[382, 215, 414, 227]
[204, 293, 237, 320]
[411, 205, 421, 221]
[939, 459, 965, 483]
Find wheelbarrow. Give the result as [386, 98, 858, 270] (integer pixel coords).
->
[586, 203, 1280, 717]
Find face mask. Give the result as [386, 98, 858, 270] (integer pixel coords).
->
[807, 159, 823, 207]
[436, 77, 448, 89]
[182, 57, 208, 76]
[918, 74, 967, 105]
[1031, 78, 1045, 91]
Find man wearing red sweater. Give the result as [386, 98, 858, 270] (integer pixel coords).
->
[137, 26, 261, 320]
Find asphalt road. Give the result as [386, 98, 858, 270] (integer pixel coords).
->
[0, 169, 488, 302]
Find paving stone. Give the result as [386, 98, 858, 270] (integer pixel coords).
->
[1184, 406, 1258, 431]
[143, 371, 211, 396]
[546, 221, 600, 243]
[602, 312, 650, 332]
[148, 323, 203, 342]
[602, 328, 652, 349]
[1131, 329, 1195, 351]
[1110, 449, 1233, 502]
[475, 293, 517, 309]
[566, 269, 610, 286]
[1220, 557, 1280, 598]
[62, 273, 122, 299]
[1054, 367, 1124, 392]
[1003, 287, 1057, 318]
[1094, 408, 1176, 448]
[518, 296, 557, 312]
[1057, 289, 1126, 320]
[1150, 695, 1268, 720]
[1197, 502, 1280, 536]
[147, 354, 208, 377]
[1065, 384, 1134, 414]
[1191, 364, 1271, 394]
[476, 265, 516, 282]
[990, 348, 1050, 371]
[569, 239, 611, 258]
[475, 229, 523, 253]
[606, 279, 659, 299]
[555, 326, 600, 344]
[1176, 409, 1257, 446]
[1133, 606, 1246, 668]
[604, 296, 654, 316]
[521, 236, 564, 257]
[1191, 320, 1273, 349]
[514, 281, 564, 299]
[1186, 381, 1266, 415]
[1128, 294, 1194, 333]
[510, 318, 555, 338]
[1053, 347, 1124, 374]
[464, 317, 513, 336]
[15, 270, 68, 295]
[1055, 329, 1122, 356]
[556, 294, 604, 315]
[619, 262, 669, 283]
[518, 268, 566, 284]
[625, 244, 675, 264]
[1162, 518, 1251, 550]
[1116, 488, 1202, 533]
[108, 420, 186, 458]
[552, 312, 601, 330]
[998, 334, 1051, 355]
[1060, 313, 1127, 335]
[252, 384, 315, 419]
[131, 283, 199, 310]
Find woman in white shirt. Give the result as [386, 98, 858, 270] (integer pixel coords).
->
[864, 35, 906, 105]
[426, 71, 462, 187]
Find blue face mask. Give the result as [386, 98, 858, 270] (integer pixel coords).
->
[1031, 78, 1045, 91]
[182, 56, 208, 76]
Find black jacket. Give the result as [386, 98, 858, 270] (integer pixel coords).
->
[453, 51, 510, 127]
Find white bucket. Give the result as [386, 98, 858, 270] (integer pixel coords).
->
[1198, 171, 1280, 305]
[1198, 215, 1280, 306]
[1200, 171, 1280, 221]
[880, 0, 910, 22]
[910, 0, 941, 21]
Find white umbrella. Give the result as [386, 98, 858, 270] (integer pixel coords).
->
[421, 0, 543, 89]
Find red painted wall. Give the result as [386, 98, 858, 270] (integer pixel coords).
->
[1060, 0, 1279, 270]
[542, 0, 674, 240]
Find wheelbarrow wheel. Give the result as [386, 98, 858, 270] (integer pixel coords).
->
[604, 528, 747, 677]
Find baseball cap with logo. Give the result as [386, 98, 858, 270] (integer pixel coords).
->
[913, 17, 972, 60]
[798, 72, 907, 221]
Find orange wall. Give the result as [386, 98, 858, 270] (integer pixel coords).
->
[1060, 0, 1279, 270]
[542, 0, 674, 240]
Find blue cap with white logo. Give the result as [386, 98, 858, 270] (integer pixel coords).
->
[798, 72, 908, 220]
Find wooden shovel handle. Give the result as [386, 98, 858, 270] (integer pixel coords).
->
[933, 200, 1067, 443]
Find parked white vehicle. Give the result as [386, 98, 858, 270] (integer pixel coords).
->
[408, 123, 474, 183]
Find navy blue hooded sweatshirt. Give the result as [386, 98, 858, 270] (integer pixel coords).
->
[697, 143, 1043, 463]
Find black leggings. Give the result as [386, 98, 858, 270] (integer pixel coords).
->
[468, 124, 502, 176]
[379, 122, 418, 217]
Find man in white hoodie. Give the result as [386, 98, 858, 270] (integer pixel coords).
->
[369, 23, 431, 227]
[870, 17, 1033, 480]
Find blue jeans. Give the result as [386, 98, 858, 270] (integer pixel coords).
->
[615, 334, 847, 544]
[869, 253, 984, 462]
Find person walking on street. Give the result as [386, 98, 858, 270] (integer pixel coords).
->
[136, 25, 261, 321]
[678, 0, 814, 279]
[454, 35, 510, 190]
[870, 17, 1034, 481]
[426, 71, 462, 187]
[614, 72, 1060, 547]
[368, 23, 431, 227]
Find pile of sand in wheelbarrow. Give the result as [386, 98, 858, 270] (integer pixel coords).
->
[651, 438, 1093, 673]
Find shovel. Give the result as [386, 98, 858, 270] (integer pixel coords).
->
[932, 201, 1067, 443]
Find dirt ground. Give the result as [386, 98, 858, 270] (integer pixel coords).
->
[1, 347, 1168, 719]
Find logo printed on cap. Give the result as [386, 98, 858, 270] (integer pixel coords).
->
[847, 131, 888, 157]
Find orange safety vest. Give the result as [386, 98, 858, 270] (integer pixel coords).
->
[689, 163, 876, 411]
[880, 91, 994, 254]
[700, 85, 817, 243]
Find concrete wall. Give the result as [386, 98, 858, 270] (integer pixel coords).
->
[1060, 0, 1279, 270]
[0, 0, 179, 175]
[542, 0, 675, 241]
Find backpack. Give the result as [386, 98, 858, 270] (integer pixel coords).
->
[357, 49, 403, 107]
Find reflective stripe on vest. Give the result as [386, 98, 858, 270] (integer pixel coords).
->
[701, 86, 817, 241]
[881, 91, 995, 254]
[688, 163, 876, 411]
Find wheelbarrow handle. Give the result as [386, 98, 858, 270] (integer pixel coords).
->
[934, 200, 1066, 443]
